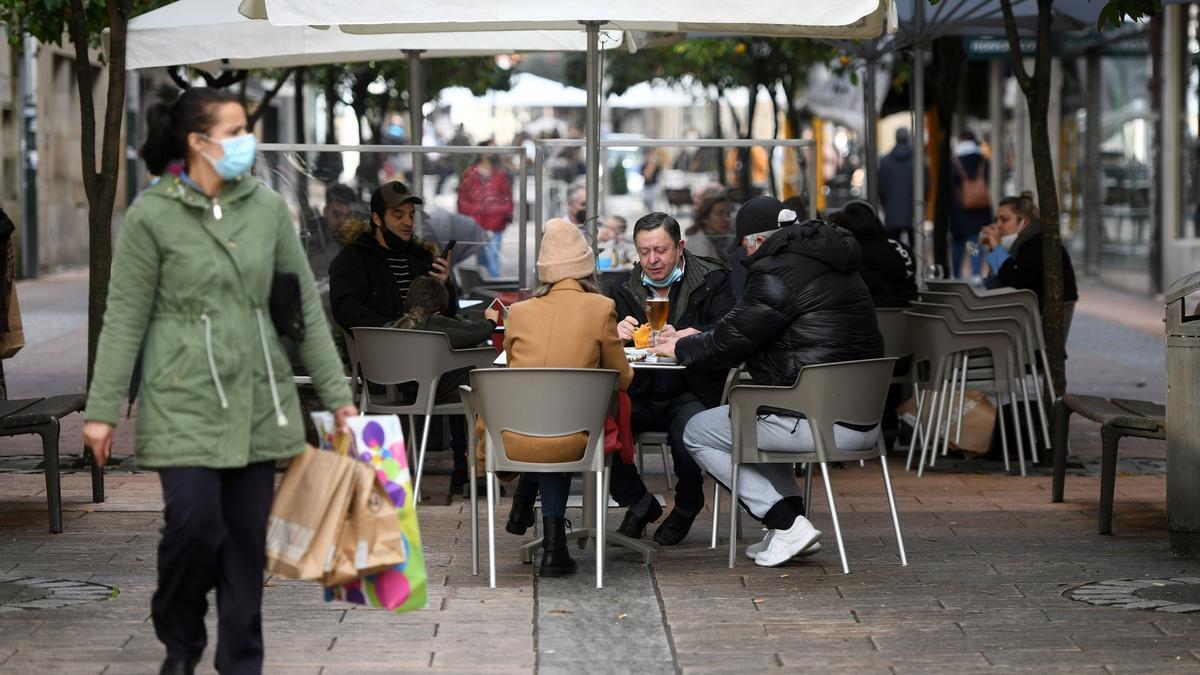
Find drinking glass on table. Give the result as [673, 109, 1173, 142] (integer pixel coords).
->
[645, 297, 670, 347]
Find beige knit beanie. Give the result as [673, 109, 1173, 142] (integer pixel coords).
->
[537, 218, 595, 284]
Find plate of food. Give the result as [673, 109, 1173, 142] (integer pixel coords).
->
[624, 347, 649, 362]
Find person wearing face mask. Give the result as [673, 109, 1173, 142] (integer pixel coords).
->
[329, 180, 469, 491]
[328, 180, 458, 332]
[82, 87, 356, 674]
[979, 192, 1078, 310]
[600, 212, 734, 545]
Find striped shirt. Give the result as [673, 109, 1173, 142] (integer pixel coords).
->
[386, 251, 416, 304]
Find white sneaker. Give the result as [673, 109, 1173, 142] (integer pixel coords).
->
[754, 517, 822, 567]
[745, 529, 823, 560]
[745, 530, 773, 559]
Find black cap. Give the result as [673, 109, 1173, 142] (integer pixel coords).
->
[370, 180, 424, 215]
[728, 196, 798, 252]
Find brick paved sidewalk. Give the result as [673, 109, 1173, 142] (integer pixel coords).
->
[2, 463, 1198, 673]
[2, 273, 1193, 673]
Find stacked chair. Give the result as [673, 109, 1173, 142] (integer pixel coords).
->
[903, 280, 1066, 476]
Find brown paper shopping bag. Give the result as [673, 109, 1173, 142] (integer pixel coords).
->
[897, 390, 996, 458]
[265, 446, 357, 580]
[322, 461, 407, 587]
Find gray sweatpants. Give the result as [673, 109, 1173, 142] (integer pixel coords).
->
[683, 405, 880, 520]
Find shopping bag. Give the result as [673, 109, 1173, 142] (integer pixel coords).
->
[320, 414, 428, 613]
[897, 391, 996, 458]
[265, 445, 358, 580]
[0, 283, 24, 359]
[322, 459, 407, 587]
[947, 390, 996, 458]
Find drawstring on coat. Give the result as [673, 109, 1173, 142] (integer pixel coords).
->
[201, 314, 230, 410]
[256, 309, 289, 427]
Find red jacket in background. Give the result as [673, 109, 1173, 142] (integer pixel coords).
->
[457, 163, 514, 233]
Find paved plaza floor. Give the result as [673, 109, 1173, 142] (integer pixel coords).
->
[1, 273, 1196, 673]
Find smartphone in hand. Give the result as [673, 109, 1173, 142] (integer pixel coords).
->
[489, 297, 509, 320]
[439, 239, 457, 260]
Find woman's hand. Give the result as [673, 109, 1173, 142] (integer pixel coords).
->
[484, 306, 501, 323]
[333, 404, 359, 434]
[980, 225, 1001, 250]
[430, 251, 452, 286]
[83, 421, 115, 468]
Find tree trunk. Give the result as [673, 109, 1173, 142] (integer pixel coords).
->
[247, 68, 296, 132]
[1001, 0, 1067, 396]
[324, 68, 339, 144]
[71, 0, 130, 384]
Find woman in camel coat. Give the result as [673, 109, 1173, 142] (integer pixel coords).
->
[476, 217, 632, 577]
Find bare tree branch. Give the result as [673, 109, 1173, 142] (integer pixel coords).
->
[999, 0, 1033, 92]
[67, 0, 97, 204]
[247, 67, 297, 130]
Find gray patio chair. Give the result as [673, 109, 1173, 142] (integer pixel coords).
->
[459, 368, 619, 588]
[904, 311, 1025, 475]
[718, 357, 905, 574]
[634, 432, 674, 490]
[921, 291, 1049, 456]
[351, 327, 496, 504]
[911, 299, 1037, 466]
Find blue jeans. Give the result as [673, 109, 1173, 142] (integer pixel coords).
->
[481, 230, 503, 277]
[528, 473, 570, 517]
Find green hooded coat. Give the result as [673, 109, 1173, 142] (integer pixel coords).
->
[85, 174, 353, 469]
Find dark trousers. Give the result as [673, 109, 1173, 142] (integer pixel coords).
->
[609, 393, 707, 513]
[153, 462, 276, 674]
[528, 473, 569, 517]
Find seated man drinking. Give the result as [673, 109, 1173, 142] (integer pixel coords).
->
[608, 212, 734, 545]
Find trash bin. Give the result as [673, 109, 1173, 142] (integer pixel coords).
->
[1164, 271, 1200, 558]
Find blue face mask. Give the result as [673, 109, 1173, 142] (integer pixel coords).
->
[201, 133, 256, 180]
[642, 264, 683, 289]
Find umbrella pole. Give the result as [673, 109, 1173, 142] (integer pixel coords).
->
[406, 49, 426, 205]
[911, 3, 927, 283]
[582, 20, 602, 246]
[863, 54, 879, 207]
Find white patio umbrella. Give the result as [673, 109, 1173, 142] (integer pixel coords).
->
[125, 0, 613, 72]
[238, 0, 896, 235]
[122, 0, 625, 199]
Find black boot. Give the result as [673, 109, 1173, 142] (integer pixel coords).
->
[539, 516, 577, 577]
[616, 492, 663, 540]
[159, 657, 196, 675]
[653, 507, 698, 546]
[506, 475, 538, 535]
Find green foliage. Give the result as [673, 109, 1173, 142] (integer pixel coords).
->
[1096, 0, 1162, 29]
[0, 0, 167, 50]
[570, 37, 836, 96]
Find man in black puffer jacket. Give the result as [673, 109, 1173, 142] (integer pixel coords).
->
[651, 196, 884, 567]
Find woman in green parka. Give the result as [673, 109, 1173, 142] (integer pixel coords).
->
[83, 87, 356, 675]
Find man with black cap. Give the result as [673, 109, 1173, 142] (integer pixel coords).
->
[651, 196, 883, 566]
[329, 181, 466, 492]
[329, 180, 457, 331]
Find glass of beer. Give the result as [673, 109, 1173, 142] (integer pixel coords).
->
[645, 297, 670, 346]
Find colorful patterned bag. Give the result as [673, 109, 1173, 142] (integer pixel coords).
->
[312, 413, 428, 613]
